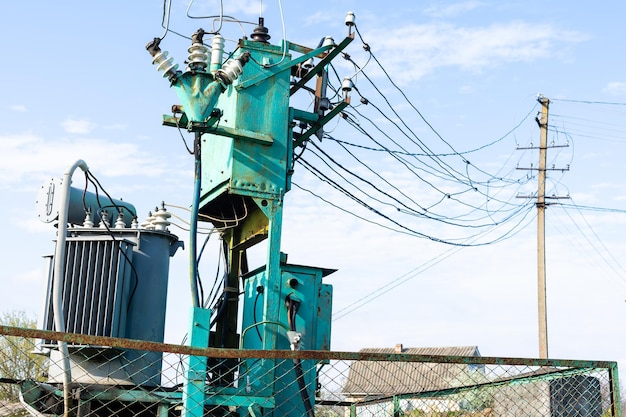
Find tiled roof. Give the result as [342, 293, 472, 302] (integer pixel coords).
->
[342, 346, 480, 396]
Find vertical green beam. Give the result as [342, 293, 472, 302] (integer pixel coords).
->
[350, 403, 357, 417]
[393, 395, 401, 417]
[157, 403, 170, 417]
[250, 196, 284, 403]
[256, 196, 283, 351]
[609, 362, 622, 417]
[183, 307, 211, 417]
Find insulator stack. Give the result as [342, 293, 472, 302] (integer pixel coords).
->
[152, 50, 178, 78]
[114, 211, 126, 229]
[250, 17, 271, 43]
[152, 203, 172, 231]
[216, 52, 250, 85]
[83, 208, 94, 228]
[141, 211, 156, 230]
[187, 42, 209, 72]
[99, 210, 110, 228]
[210, 34, 225, 72]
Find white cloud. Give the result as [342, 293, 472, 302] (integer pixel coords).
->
[304, 11, 336, 27]
[9, 104, 27, 112]
[424, 1, 485, 18]
[602, 81, 626, 96]
[0, 132, 175, 190]
[221, 0, 261, 15]
[103, 123, 128, 131]
[61, 118, 97, 134]
[360, 21, 586, 83]
[180, 0, 261, 17]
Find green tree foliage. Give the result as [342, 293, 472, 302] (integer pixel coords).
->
[0, 311, 46, 402]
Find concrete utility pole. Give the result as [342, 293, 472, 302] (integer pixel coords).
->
[537, 95, 549, 359]
[516, 94, 569, 359]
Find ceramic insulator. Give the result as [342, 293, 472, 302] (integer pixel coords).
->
[218, 58, 244, 84]
[141, 211, 156, 230]
[83, 209, 94, 228]
[152, 50, 179, 78]
[114, 212, 126, 229]
[99, 210, 110, 228]
[345, 11, 356, 27]
[210, 35, 225, 71]
[152, 204, 172, 231]
[187, 42, 209, 71]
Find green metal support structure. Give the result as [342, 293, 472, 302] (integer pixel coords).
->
[153, 20, 353, 416]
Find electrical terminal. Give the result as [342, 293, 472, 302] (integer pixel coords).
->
[83, 208, 94, 228]
[98, 210, 110, 228]
[141, 211, 156, 230]
[187, 29, 209, 72]
[114, 211, 126, 229]
[152, 202, 172, 231]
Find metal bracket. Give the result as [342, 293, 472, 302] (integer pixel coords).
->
[290, 34, 354, 96]
[162, 109, 223, 132]
[291, 99, 350, 148]
[236, 41, 336, 91]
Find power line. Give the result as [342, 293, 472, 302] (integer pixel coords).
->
[551, 98, 626, 106]
[556, 203, 626, 214]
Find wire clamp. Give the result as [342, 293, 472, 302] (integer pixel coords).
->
[287, 331, 302, 351]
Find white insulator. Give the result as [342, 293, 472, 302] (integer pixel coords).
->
[152, 204, 172, 231]
[345, 11, 356, 27]
[210, 34, 225, 71]
[99, 210, 110, 228]
[114, 212, 126, 229]
[303, 58, 314, 69]
[322, 36, 336, 48]
[187, 42, 209, 71]
[342, 77, 354, 92]
[83, 209, 94, 228]
[218, 58, 244, 84]
[131, 217, 139, 229]
[141, 211, 156, 230]
[152, 50, 179, 77]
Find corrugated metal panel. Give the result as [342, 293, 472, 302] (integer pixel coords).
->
[343, 346, 481, 395]
[42, 236, 134, 342]
[359, 346, 480, 356]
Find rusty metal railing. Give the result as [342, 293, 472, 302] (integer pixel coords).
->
[0, 325, 622, 417]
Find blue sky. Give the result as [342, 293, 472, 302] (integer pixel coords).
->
[1, 0, 625, 378]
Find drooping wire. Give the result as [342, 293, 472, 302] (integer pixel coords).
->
[160, 0, 191, 40]
[256, 0, 288, 68]
[308, 139, 524, 227]
[561, 199, 626, 286]
[83, 171, 141, 310]
[185, 0, 224, 34]
[324, 101, 536, 156]
[297, 154, 535, 246]
[551, 98, 626, 106]
[338, 107, 532, 215]
[332, 203, 536, 321]
[354, 24, 467, 160]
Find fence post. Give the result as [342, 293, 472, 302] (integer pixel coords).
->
[393, 395, 401, 417]
[182, 307, 211, 417]
[609, 362, 623, 417]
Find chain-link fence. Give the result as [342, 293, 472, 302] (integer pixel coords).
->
[0, 325, 621, 417]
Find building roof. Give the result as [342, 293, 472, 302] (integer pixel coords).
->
[342, 345, 481, 397]
[0, 401, 25, 417]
